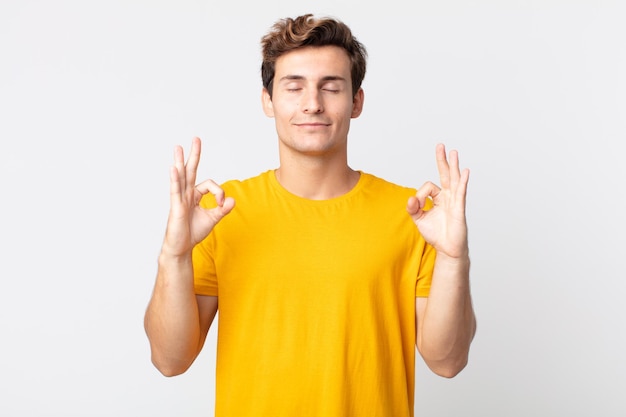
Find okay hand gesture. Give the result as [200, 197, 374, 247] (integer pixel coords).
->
[407, 144, 469, 259]
[161, 137, 235, 258]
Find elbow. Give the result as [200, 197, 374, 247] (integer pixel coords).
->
[427, 355, 469, 378]
[155, 365, 187, 378]
[151, 354, 193, 377]
[420, 317, 477, 378]
[419, 342, 471, 378]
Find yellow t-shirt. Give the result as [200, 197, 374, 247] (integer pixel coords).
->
[193, 170, 435, 417]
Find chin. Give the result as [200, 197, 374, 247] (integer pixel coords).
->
[281, 138, 339, 155]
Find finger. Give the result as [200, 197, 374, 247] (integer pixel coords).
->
[185, 137, 202, 193]
[169, 165, 182, 206]
[435, 143, 450, 189]
[218, 196, 236, 216]
[415, 181, 440, 201]
[196, 180, 236, 222]
[411, 182, 439, 211]
[455, 168, 470, 206]
[406, 195, 420, 215]
[407, 194, 434, 216]
[195, 178, 226, 206]
[448, 149, 461, 187]
[173, 144, 186, 191]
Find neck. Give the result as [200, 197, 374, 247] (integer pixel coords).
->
[275, 153, 360, 200]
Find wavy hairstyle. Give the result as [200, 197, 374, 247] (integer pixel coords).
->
[260, 14, 368, 99]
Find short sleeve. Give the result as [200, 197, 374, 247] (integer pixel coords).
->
[415, 242, 436, 297]
[192, 194, 219, 296]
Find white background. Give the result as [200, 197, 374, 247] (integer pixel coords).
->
[1, 0, 625, 415]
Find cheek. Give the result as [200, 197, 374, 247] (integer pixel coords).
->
[272, 99, 299, 117]
[334, 106, 354, 122]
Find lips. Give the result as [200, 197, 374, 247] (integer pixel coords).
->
[293, 121, 331, 127]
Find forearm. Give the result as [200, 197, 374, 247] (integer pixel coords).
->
[144, 253, 201, 376]
[418, 253, 476, 377]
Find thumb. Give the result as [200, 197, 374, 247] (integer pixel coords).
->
[218, 196, 235, 216]
[206, 196, 235, 225]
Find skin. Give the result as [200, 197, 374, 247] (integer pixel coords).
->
[144, 138, 232, 376]
[262, 45, 364, 199]
[144, 45, 476, 378]
[408, 145, 476, 377]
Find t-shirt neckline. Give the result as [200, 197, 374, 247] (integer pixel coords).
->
[267, 169, 369, 204]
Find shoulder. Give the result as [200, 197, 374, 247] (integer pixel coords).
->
[359, 172, 416, 198]
[199, 171, 274, 209]
[220, 170, 274, 195]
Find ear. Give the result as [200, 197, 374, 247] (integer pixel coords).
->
[351, 88, 364, 118]
[261, 88, 274, 118]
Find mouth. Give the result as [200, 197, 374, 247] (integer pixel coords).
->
[293, 121, 331, 128]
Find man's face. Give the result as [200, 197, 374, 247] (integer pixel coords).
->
[262, 45, 364, 158]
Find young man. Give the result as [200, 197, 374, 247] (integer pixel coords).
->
[144, 13, 476, 417]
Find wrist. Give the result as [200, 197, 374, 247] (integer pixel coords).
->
[158, 249, 193, 267]
[435, 251, 470, 268]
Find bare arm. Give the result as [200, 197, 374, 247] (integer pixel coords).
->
[408, 144, 476, 378]
[144, 137, 234, 376]
[415, 256, 475, 377]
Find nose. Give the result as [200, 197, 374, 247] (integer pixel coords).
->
[302, 90, 323, 114]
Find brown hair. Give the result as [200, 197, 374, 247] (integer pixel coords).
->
[260, 14, 367, 99]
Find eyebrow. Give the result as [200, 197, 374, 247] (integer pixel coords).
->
[278, 75, 347, 83]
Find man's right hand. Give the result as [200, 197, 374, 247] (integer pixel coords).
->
[161, 137, 235, 258]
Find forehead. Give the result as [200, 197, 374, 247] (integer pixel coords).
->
[274, 45, 351, 80]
